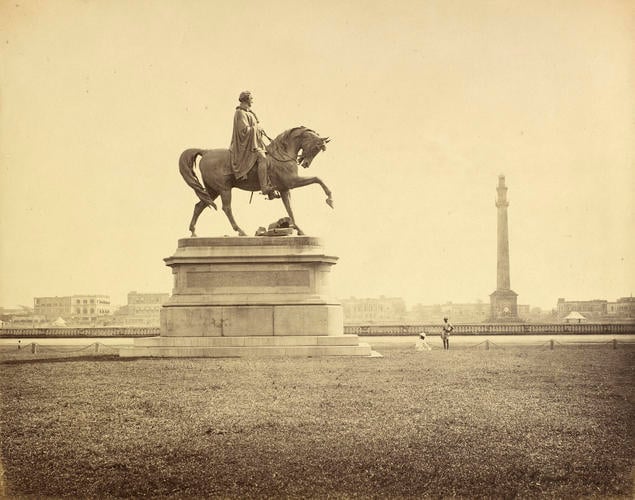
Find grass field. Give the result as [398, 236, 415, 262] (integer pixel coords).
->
[0, 345, 633, 498]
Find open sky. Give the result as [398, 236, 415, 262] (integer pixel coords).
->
[1, 0, 633, 310]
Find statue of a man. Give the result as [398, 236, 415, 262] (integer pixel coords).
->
[229, 91, 276, 198]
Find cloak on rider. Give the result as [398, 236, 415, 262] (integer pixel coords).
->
[229, 90, 276, 197]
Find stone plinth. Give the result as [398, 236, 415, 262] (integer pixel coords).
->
[488, 288, 521, 323]
[120, 237, 374, 357]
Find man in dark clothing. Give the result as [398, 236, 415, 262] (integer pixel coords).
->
[441, 316, 454, 350]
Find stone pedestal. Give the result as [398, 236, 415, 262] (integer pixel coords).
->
[120, 237, 373, 357]
[488, 288, 521, 323]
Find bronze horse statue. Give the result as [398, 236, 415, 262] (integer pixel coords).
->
[180, 127, 332, 237]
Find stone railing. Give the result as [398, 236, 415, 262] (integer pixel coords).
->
[344, 323, 635, 336]
[1, 323, 633, 338]
[0, 327, 160, 338]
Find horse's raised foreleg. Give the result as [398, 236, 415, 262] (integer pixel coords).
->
[220, 190, 247, 236]
[286, 176, 334, 209]
[279, 190, 304, 235]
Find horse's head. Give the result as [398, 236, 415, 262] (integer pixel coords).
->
[297, 129, 330, 169]
[270, 127, 330, 168]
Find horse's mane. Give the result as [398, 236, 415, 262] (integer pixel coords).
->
[269, 126, 316, 150]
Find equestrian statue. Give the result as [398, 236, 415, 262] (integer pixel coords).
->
[179, 91, 332, 237]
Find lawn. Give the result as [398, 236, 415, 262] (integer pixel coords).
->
[0, 345, 633, 498]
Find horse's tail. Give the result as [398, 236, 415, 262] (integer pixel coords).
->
[179, 149, 217, 208]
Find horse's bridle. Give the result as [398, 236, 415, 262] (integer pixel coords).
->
[265, 128, 322, 166]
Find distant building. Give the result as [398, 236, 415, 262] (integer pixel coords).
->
[445, 302, 491, 323]
[34, 295, 111, 324]
[69, 295, 112, 323]
[0, 305, 44, 327]
[33, 296, 72, 320]
[517, 304, 530, 319]
[556, 298, 607, 320]
[341, 296, 406, 324]
[0, 305, 33, 322]
[606, 297, 635, 320]
[524, 307, 556, 322]
[408, 303, 444, 323]
[7, 315, 47, 327]
[410, 301, 530, 324]
[410, 302, 488, 323]
[113, 291, 169, 326]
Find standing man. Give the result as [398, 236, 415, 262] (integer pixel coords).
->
[229, 90, 277, 198]
[441, 316, 454, 350]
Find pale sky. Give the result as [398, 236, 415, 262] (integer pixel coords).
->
[1, 0, 633, 310]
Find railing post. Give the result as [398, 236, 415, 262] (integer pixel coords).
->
[94, 343, 100, 353]
[613, 339, 617, 350]
[550, 339, 554, 350]
[485, 339, 490, 350]
[31, 343, 37, 354]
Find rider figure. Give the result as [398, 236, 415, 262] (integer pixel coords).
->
[229, 91, 277, 198]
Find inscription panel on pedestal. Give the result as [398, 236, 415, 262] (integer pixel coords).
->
[186, 270, 310, 291]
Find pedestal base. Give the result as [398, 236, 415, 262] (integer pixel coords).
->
[120, 334, 374, 358]
[120, 237, 376, 358]
[489, 288, 520, 322]
[161, 304, 344, 337]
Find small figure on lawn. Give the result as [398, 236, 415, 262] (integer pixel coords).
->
[415, 331, 432, 351]
[441, 316, 454, 350]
